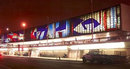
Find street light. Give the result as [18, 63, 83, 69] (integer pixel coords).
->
[6, 27, 10, 55]
[6, 28, 9, 43]
[21, 22, 26, 40]
[6, 28, 9, 32]
[22, 23, 26, 28]
[21, 22, 27, 56]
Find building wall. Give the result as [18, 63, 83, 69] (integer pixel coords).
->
[39, 50, 68, 57]
[126, 49, 130, 59]
[121, 4, 130, 31]
[125, 42, 130, 48]
[2, 41, 130, 59]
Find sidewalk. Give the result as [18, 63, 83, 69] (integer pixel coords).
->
[4, 55, 82, 62]
[37, 56, 82, 61]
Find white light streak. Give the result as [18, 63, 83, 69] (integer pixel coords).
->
[70, 42, 125, 50]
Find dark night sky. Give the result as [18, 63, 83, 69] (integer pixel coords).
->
[0, 0, 130, 34]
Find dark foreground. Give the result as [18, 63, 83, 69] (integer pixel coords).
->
[0, 56, 129, 69]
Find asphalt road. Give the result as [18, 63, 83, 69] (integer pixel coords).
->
[0, 56, 130, 69]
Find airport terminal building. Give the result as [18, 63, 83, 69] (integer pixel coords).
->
[0, 4, 130, 59]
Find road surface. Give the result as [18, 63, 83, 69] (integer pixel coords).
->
[0, 56, 129, 69]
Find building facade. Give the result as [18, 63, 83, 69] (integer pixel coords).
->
[0, 4, 130, 60]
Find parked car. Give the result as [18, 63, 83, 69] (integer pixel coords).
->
[82, 53, 128, 64]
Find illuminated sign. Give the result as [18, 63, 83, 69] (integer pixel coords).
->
[71, 6, 120, 35]
[1, 5, 120, 43]
[31, 25, 48, 40]
[29, 6, 120, 40]
[48, 23, 55, 38]
[55, 20, 70, 38]
[1, 31, 24, 43]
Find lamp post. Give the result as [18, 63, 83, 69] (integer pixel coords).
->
[21, 22, 26, 56]
[6, 27, 10, 43]
[21, 22, 26, 41]
[6, 27, 10, 55]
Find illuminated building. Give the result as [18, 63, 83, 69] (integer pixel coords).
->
[0, 4, 130, 59]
